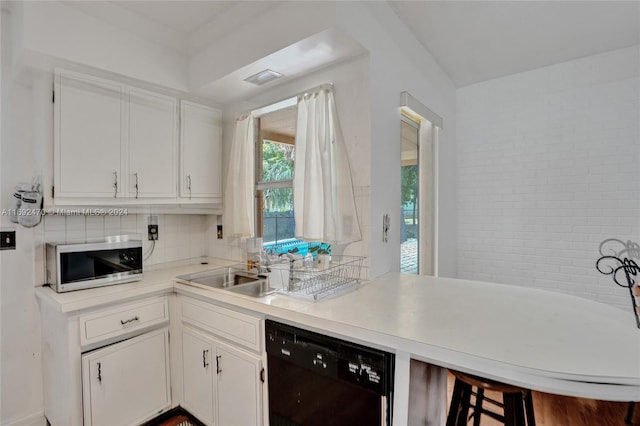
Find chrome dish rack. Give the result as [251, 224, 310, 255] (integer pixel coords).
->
[284, 255, 365, 301]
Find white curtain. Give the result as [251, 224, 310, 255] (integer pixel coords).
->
[223, 115, 255, 238]
[294, 88, 361, 244]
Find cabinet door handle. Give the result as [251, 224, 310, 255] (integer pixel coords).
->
[216, 355, 222, 374]
[202, 349, 209, 368]
[260, 368, 265, 383]
[120, 316, 139, 326]
[187, 175, 192, 200]
[134, 172, 139, 199]
[113, 171, 118, 198]
[97, 362, 102, 383]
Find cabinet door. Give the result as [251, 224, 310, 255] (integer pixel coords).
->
[180, 102, 222, 201]
[182, 328, 215, 426]
[128, 89, 177, 199]
[215, 340, 263, 426]
[82, 328, 171, 426]
[55, 72, 123, 198]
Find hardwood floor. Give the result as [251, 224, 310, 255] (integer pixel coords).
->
[447, 373, 638, 426]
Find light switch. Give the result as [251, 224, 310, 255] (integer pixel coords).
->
[0, 231, 16, 250]
[382, 214, 390, 243]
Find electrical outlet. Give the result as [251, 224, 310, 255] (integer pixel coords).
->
[0, 231, 16, 250]
[148, 224, 158, 241]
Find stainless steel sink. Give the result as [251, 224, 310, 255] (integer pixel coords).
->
[177, 265, 278, 297]
[226, 279, 277, 297]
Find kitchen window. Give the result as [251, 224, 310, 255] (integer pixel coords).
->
[254, 105, 298, 249]
[249, 87, 356, 254]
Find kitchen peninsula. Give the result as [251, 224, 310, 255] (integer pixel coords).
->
[36, 262, 640, 426]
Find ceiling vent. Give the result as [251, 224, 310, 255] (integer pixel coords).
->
[244, 69, 284, 86]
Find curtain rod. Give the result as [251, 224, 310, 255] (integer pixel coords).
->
[298, 83, 334, 98]
[241, 83, 335, 120]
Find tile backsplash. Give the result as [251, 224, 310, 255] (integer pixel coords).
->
[43, 214, 207, 267]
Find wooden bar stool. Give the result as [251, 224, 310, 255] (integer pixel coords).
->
[447, 370, 535, 426]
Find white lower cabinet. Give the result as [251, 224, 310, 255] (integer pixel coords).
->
[182, 326, 263, 426]
[216, 340, 263, 426]
[182, 328, 215, 425]
[37, 292, 172, 426]
[82, 328, 171, 426]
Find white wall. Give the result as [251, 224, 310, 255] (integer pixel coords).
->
[14, 1, 188, 91]
[0, 8, 208, 423]
[335, 2, 458, 278]
[1, 9, 45, 423]
[456, 46, 640, 310]
[0, 7, 3, 422]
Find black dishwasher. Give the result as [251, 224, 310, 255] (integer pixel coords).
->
[265, 320, 394, 426]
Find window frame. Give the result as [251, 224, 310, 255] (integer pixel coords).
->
[253, 104, 297, 242]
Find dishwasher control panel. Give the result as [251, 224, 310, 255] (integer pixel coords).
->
[265, 320, 393, 395]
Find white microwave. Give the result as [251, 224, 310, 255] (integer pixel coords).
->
[46, 236, 143, 293]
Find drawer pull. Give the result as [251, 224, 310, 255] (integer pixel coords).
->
[203, 349, 209, 368]
[120, 316, 140, 326]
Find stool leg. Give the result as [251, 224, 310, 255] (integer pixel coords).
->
[625, 402, 635, 425]
[457, 383, 473, 426]
[504, 393, 527, 426]
[514, 393, 526, 426]
[503, 393, 515, 426]
[447, 379, 465, 426]
[524, 391, 535, 426]
[473, 388, 484, 426]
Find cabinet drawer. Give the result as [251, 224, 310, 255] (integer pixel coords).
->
[80, 296, 168, 346]
[181, 298, 262, 352]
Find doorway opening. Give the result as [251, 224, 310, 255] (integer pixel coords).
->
[399, 92, 441, 276]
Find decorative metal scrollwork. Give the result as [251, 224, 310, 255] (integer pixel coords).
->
[596, 239, 640, 329]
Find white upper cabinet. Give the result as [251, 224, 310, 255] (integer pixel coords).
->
[53, 70, 222, 208]
[127, 88, 177, 199]
[55, 72, 124, 199]
[180, 101, 222, 203]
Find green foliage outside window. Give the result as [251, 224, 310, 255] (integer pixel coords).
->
[262, 140, 294, 212]
[401, 165, 418, 225]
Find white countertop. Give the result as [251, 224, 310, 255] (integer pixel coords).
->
[175, 272, 640, 401]
[36, 263, 640, 401]
[35, 260, 232, 313]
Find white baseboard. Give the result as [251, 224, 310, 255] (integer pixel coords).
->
[3, 411, 46, 426]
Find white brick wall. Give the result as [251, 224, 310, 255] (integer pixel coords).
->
[455, 46, 640, 311]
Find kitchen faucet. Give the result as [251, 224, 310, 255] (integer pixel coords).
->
[285, 253, 300, 292]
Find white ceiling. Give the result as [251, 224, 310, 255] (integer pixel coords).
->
[390, 1, 640, 87]
[74, 1, 640, 95]
[196, 28, 367, 104]
[113, 1, 237, 34]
